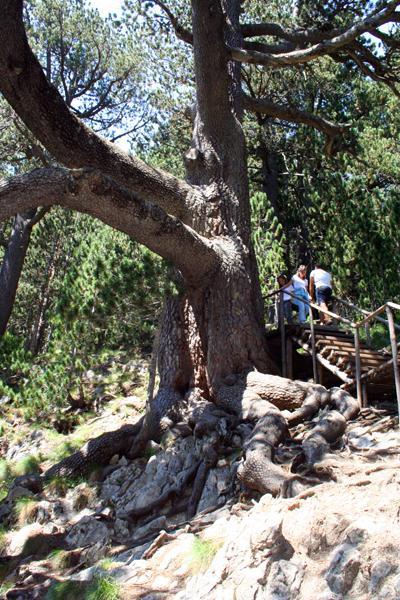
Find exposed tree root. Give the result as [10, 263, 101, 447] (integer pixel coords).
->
[1, 373, 362, 525]
[186, 441, 219, 519]
[237, 407, 289, 495]
[44, 422, 142, 480]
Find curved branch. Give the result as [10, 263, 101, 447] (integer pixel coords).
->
[233, 2, 400, 68]
[241, 22, 343, 44]
[243, 94, 347, 154]
[0, 168, 219, 285]
[150, 0, 193, 45]
[0, 0, 201, 226]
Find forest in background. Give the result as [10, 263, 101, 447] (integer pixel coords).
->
[0, 0, 399, 427]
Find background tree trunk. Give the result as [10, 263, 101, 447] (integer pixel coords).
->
[0, 210, 36, 336]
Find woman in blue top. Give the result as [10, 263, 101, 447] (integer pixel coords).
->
[291, 265, 310, 324]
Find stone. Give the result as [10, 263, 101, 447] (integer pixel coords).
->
[7, 523, 63, 557]
[325, 543, 361, 595]
[7, 485, 35, 503]
[109, 454, 120, 465]
[197, 465, 232, 513]
[66, 516, 111, 548]
[132, 516, 167, 542]
[263, 559, 304, 599]
[369, 560, 394, 594]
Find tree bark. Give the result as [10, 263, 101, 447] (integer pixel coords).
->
[0, 210, 36, 336]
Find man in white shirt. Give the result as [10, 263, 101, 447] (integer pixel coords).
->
[309, 263, 333, 325]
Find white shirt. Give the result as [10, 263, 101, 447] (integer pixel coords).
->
[282, 283, 294, 301]
[310, 268, 332, 289]
[292, 274, 308, 291]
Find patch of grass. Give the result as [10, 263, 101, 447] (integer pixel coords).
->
[0, 470, 11, 500]
[44, 475, 84, 497]
[0, 419, 8, 436]
[47, 548, 74, 570]
[189, 536, 223, 574]
[0, 582, 13, 596]
[98, 558, 119, 571]
[47, 440, 80, 464]
[45, 576, 120, 600]
[71, 423, 98, 447]
[86, 576, 120, 600]
[46, 580, 84, 600]
[14, 497, 39, 527]
[0, 526, 8, 555]
[12, 455, 41, 477]
[0, 460, 11, 483]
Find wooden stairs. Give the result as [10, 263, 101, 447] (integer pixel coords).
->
[265, 291, 400, 409]
[290, 324, 398, 403]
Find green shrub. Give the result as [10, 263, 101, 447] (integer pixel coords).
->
[46, 580, 83, 600]
[47, 548, 75, 570]
[0, 460, 10, 483]
[0, 526, 8, 555]
[14, 497, 39, 527]
[46, 576, 120, 600]
[12, 455, 41, 477]
[86, 576, 120, 600]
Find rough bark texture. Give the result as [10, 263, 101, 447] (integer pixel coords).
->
[0, 210, 36, 335]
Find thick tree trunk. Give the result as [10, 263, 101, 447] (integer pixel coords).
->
[0, 210, 36, 336]
[155, 0, 276, 399]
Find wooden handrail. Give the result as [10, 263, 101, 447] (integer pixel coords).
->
[266, 287, 357, 327]
[266, 286, 400, 416]
[333, 296, 400, 332]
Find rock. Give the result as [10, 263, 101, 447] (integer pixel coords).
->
[66, 516, 112, 548]
[114, 517, 130, 538]
[115, 541, 153, 563]
[109, 454, 120, 465]
[197, 465, 232, 513]
[263, 559, 304, 599]
[325, 543, 361, 595]
[7, 485, 35, 503]
[370, 560, 394, 594]
[132, 516, 167, 542]
[7, 523, 64, 557]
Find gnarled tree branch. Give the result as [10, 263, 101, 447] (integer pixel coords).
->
[241, 22, 343, 44]
[0, 0, 202, 227]
[0, 168, 219, 285]
[233, 2, 400, 68]
[242, 93, 347, 155]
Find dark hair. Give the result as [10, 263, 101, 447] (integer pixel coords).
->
[315, 263, 321, 269]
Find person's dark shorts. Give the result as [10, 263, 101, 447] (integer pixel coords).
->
[316, 286, 332, 304]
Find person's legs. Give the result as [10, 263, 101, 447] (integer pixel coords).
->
[283, 300, 293, 323]
[316, 287, 332, 324]
[299, 289, 310, 323]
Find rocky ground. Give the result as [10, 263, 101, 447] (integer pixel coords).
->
[0, 384, 399, 599]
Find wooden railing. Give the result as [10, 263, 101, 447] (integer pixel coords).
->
[266, 288, 400, 416]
